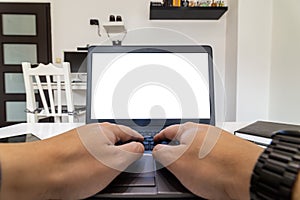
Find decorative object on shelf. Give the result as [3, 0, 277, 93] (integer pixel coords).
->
[199, 1, 212, 7]
[162, 0, 173, 7]
[103, 15, 127, 45]
[211, 0, 217, 7]
[159, 0, 225, 7]
[189, 0, 195, 7]
[151, 1, 163, 7]
[149, 3, 228, 20]
[182, 0, 189, 7]
[116, 15, 122, 22]
[109, 15, 115, 22]
[172, 0, 181, 7]
[218, 1, 225, 7]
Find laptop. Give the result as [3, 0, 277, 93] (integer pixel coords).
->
[86, 45, 215, 199]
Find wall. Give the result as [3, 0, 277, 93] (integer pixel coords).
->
[268, 0, 300, 124]
[224, 0, 238, 121]
[51, 0, 226, 60]
[236, 0, 273, 122]
[11, 0, 298, 124]
[0, 0, 231, 123]
[0, 0, 51, 2]
[236, 0, 300, 124]
[50, 0, 228, 123]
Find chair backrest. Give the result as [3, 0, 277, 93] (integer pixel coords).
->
[22, 62, 74, 122]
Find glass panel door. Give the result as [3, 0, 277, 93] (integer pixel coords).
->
[0, 3, 52, 127]
[2, 14, 37, 36]
[3, 44, 38, 65]
[4, 73, 26, 94]
[6, 101, 27, 122]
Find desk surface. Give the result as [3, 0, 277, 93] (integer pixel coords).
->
[0, 122, 250, 140]
[0, 123, 84, 139]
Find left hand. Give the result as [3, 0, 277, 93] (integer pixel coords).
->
[0, 122, 144, 200]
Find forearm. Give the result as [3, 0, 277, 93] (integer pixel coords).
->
[0, 128, 124, 200]
[0, 133, 80, 199]
[0, 142, 54, 200]
[293, 173, 300, 200]
[0, 160, 2, 193]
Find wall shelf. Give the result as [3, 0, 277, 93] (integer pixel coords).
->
[150, 6, 228, 20]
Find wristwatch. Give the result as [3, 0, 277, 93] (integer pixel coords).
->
[250, 130, 300, 200]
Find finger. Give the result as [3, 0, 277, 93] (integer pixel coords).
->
[153, 124, 182, 142]
[77, 124, 144, 172]
[112, 142, 145, 171]
[100, 123, 143, 143]
[111, 124, 144, 142]
[152, 144, 187, 168]
[116, 141, 145, 154]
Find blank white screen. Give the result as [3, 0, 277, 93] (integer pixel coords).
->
[91, 52, 210, 119]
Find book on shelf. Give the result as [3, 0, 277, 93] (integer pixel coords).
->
[234, 121, 300, 146]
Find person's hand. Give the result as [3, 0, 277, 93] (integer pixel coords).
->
[152, 122, 263, 199]
[0, 122, 144, 200]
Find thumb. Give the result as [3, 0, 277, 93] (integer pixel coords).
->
[114, 142, 144, 170]
[152, 144, 187, 168]
[116, 141, 144, 154]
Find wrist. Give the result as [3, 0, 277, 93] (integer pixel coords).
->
[250, 130, 300, 199]
[0, 158, 2, 192]
[218, 133, 263, 200]
[293, 173, 300, 200]
[232, 143, 263, 199]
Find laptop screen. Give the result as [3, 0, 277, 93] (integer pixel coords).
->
[86, 46, 215, 127]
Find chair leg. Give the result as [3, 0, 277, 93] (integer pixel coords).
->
[27, 113, 38, 123]
[54, 116, 61, 123]
[68, 115, 74, 123]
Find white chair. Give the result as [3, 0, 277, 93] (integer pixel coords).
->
[22, 62, 85, 123]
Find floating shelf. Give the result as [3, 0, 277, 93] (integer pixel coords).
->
[150, 6, 228, 20]
[103, 22, 126, 34]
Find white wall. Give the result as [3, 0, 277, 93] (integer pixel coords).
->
[51, 0, 226, 61]
[50, 0, 228, 123]
[236, 0, 273, 122]
[224, 0, 238, 121]
[236, 0, 300, 124]
[1, 0, 231, 123]
[0, 0, 51, 2]
[9, 0, 300, 124]
[268, 0, 300, 124]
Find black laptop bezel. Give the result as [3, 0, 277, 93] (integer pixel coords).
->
[86, 45, 215, 127]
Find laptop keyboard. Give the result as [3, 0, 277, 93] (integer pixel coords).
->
[119, 130, 179, 152]
[139, 130, 172, 151]
[138, 130, 157, 151]
[116, 130, 179, 152]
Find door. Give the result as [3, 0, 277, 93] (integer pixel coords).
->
[0, 3, 52, 127]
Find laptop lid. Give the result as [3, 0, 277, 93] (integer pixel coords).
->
[86, 45, 215, 128]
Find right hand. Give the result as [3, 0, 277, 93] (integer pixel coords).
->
[152, 122, 263, 200]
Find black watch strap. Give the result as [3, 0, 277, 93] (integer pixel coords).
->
[250, 130, 300, 200]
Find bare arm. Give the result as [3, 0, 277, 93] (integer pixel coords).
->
[153, 122, 264, 199]
[293, 174, 300, 200]
[0, 123, 144, 200]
